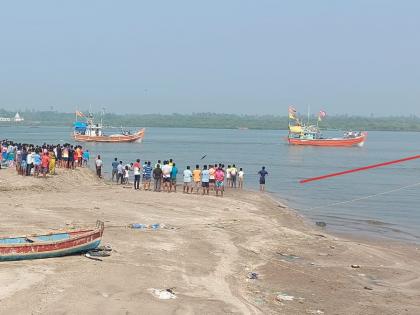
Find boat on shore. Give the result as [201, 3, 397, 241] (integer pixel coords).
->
[0, 221, 104, 261]
[73, 111, 145, 143]
[287, 107, 367, 147]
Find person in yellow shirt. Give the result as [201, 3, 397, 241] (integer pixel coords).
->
[192, 164, 201, 194]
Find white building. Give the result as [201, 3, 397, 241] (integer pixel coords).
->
[14, 112, 24, 122]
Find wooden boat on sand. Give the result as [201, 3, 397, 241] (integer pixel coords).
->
[0, 221, 104, 261]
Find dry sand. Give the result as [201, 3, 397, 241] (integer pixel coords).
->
[0, 167, 419, 315]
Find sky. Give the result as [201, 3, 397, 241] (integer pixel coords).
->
[0, 1, 419, 116]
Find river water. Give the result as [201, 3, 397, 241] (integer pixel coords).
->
[1, 126, 420, 243]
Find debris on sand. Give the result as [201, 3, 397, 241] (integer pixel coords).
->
[276, 293, 295, 302]
[247, 272, 258, 280]
[149, 288, 177, 300]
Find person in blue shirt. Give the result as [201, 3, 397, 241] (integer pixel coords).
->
[258, 166, 268, 192]
[201, 165, 210, 195]
[33, 150, 41, 177]
[170, 163, 178, 192]
[82, 149, 90, 167]
[111, 158, 119, 181]
[143, 161, 153, 191]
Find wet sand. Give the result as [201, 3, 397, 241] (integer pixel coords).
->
[0, 167, 419, 314]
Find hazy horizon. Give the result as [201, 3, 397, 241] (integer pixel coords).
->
[1, 1, 419, 116]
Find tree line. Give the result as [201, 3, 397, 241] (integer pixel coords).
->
[0, 109, 419, 131]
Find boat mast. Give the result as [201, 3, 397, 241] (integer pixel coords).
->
[307, 105, 310, 125]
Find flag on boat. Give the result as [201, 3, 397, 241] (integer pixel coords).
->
[318, 110, 326, 121]
[288, 106, 297, 120]
[76, 111, 85, 117]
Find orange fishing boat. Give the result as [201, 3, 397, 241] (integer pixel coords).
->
[287, 106, 367, 147]
[73, 111, 145, 143]
[287, 132, 367, 147]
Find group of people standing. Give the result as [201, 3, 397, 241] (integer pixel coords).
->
[1, 140, 90, 177]
[99, 157, 255, 196]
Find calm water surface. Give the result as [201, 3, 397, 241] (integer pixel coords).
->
[2, 126, 420, 243]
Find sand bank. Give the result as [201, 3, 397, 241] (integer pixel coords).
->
[0, 167, 419, 314]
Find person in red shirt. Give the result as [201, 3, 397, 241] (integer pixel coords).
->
[41, 153, 50, 178]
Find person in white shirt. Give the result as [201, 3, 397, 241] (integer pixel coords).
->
[26, 150, 34, 176]
[183, 166, 193, 194]
[95, 155, 103, 178]
[238, 168, 244, 189]
[161, 161, 173, 193]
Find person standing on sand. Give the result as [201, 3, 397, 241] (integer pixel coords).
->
[161, 161, 172, 193]
[170, 163, 178, 192]
[117, 161, 124, 184]
[143, 161, 152, 191]
[95, 155, 103, 178]
[41, 152, 50, 178]
[226, 165, 232, 188]
[201, 165, 210, 195]
[192, 164, 201, 194]
[48, 150, 56, 175]
[183, 166, 192, 194]
[33, 150, 41, 177]
[258, 166, 268, 192]
[238, 168, 244, 189]
[230, 164, 238, 188]
[83, 149, 90, 166]
[215, 167, 225, 197]
[68, 145, 75, 169]
[153, 164, 162, 192]
[111, 158, 118, 181]
[209, 164, 216, 191]
[133, 159, 141, 190]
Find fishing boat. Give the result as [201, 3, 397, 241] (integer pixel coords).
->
[287, 107, 367, 147]
[73, 111, 145, 143]
[0, 221, 104, 261]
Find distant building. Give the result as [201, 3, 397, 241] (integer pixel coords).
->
[14, 112, 24, 122]
[0, 112, 24, 122]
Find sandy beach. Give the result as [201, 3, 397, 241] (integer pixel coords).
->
[0, 167, 419, 315]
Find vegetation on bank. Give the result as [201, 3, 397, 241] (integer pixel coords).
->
[0, 109, 419, 131]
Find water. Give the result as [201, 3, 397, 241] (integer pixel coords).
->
[1, 125, 420, 243]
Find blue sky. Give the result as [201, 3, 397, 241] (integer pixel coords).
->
[0, 1, 419, 115]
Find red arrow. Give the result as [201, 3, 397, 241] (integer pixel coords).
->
[300, 154, 420, 184]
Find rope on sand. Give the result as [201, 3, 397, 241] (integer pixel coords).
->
[307, 181, 420, 211]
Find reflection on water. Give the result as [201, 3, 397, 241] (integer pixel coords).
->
[2, 126, 420, 243]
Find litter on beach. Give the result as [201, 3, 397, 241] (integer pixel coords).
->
[276, 293, 295, 302]
[149, 288, 177, 300]
[130, 223, 161, 230]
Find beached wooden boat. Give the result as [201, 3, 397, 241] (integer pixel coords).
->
[288, 132, 367, 147]
[74, 128, 145, 143]
[0, 221, 104, 261]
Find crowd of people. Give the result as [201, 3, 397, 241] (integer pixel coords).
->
[1, 140, 90, 177]
[96, 156, 269, 196]
[2, 139, 268, 194]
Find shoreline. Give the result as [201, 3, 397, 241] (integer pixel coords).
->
[0, 167, 420, 314]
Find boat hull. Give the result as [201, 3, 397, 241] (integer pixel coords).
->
[288, 133, 367, 147]
[0, 221, 104, 261]
[74, 128, 145, 143]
